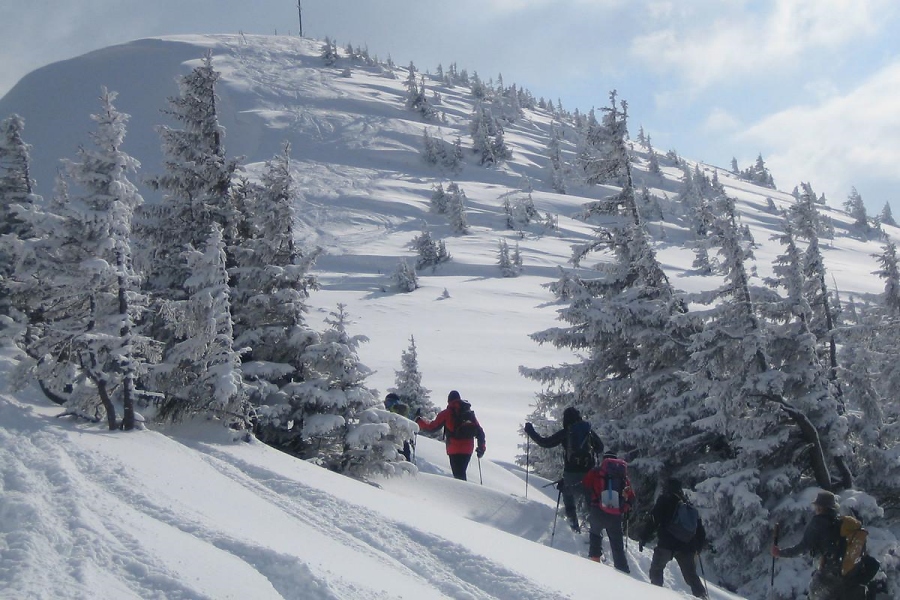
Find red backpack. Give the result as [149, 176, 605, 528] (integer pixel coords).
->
[583, 457, 632, 516]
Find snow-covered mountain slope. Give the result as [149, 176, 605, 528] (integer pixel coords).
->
[0, 345, 746, 599]
[1, 33, 897, 599]
[1, 33, 893, 464]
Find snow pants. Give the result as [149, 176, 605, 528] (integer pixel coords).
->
[808, 569, 867, 600]
[448, 453, 472, 480]
[562, 471, 590, 528]
[588, 507, 629, 573]
[649, 547, 706, 598]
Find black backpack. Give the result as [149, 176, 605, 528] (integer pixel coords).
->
[665, 498, 700, 544]
[566, 420, 594, 470]
[449, 401, 480, 439]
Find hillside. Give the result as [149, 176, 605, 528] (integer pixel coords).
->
[1, 34, 897, 599]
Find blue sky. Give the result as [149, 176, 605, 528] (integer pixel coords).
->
[2, 0, 899, 214]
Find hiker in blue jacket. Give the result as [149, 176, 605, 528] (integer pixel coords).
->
[524, 406, 603, 533]
[641, 478, 707, 598]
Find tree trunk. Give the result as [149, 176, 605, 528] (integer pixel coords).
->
[97, 379, 117, 431]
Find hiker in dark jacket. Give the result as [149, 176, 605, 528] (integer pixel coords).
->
[772, 490, 867, 600]
[524, 406, 603, 533]
[416, 390, 485, 481]
[384, 392, 412, 461]
[641, 477, 708, 598]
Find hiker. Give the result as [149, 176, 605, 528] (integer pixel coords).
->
[582, 451, 635, 572]
[771, 490, 868, 600]
[640, 477, 708, 598]
[524, 406, 603, 533]
[384, 392, 412, 461]
[416, 390, 485, 481]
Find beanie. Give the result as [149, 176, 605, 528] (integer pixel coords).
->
[448, 390, 461, 401]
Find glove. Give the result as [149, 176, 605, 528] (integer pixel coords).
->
[476, 446, 485, 459]
[524, 422, 535, 435]
[770, 545, 780, 558]
[639, 541, 644, 552]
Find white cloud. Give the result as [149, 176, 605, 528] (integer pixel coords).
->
[703, 107, 741, 134]
[631, 0, 894, 88]
[740, 59, 900, 201]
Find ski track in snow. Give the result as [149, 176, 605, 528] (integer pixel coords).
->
[186, 442, 560, 600]
[0, 407, 336, 600]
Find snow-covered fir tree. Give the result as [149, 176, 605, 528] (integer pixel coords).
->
[469, 100, 511, 166]
[880, 201, 897, 227]
[389, 334, 435, 418]
[11, 89, 154, 430]
[575, 91, 630, 189]
[497, 238, 522, 277]
[296, 304, 412, 475]
[843, 186, 870, 232]
[151, 225, 246, 425]
[410, 224, 450, 270]
[228, 144, 321, 412]
[546, 121, 567, 194]
[393, 259, 419, 292]
[141, 52, 240, 298]
[404, 62, 436, 120]
[320, 36, 338, 66]
[0, 113, 39, 328]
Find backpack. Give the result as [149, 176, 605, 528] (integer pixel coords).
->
[566, 420, 594, 470]
[587, 457, 629, 515]
[833, 515, 875, 580]
[665, 498, 700, 544]
[449, 401, 480, 439]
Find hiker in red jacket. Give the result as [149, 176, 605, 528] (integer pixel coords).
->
[416, 390, 486, 481]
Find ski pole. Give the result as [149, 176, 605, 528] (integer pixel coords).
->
[771, 522, 781, 588]
[412, 432, 417, 464]
[550, 484, 562, 548]
[697, 552, 709, 598]
[525, 437, 530, 498]
[477, 455, 483, 485]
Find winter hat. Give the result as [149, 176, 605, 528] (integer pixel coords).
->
[813, 490, 838, 511]
[384, 392, 400, 409]
[448, 390, 461, 402]
[562, 406, 581, 427]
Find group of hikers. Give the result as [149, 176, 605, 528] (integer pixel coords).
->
[385, 391, 887, 600]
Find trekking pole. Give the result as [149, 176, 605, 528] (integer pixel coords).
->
[477, 455, 483, 485]
[697, 552, 709, 598]
[525, 437, 530, 498]
[771, 522, 781, 588]
[412, 432, 418, 465]
[550, 484, 562, 548]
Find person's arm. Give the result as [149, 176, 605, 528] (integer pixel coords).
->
[475, 418, 486, 457]
[776, 519, 818, 558]
[417, 409, 448, 433]
[523, 423, 564, 448]
[590, 430, 604, 456]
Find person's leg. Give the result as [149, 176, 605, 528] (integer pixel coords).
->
[562, 472, 583, 530]
[448, 453, 470, 480]
[674, 551, 706, 598]
[604, 516, 629, 573]
[649, 547, 673, 587]
[587, 507, 604, 560]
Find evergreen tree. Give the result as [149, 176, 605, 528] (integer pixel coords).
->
[0, 114, 39, 328]
[13, 89, 153, 430]
[411, 225, 450, 270]
[445, 182, 469, 234]
[843, 186, 870, 231]
[151, 225, 246, 425]
[393, 259, 419, 292]
[469, 100, 510, 166]
[880, 202, 897, 227]
[229, 144, 321, 411]
[389, 335, 435, 418]
[547, 121, 567, 194]
[142, 52, 239, 297]
[295, 304, 407, 475]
